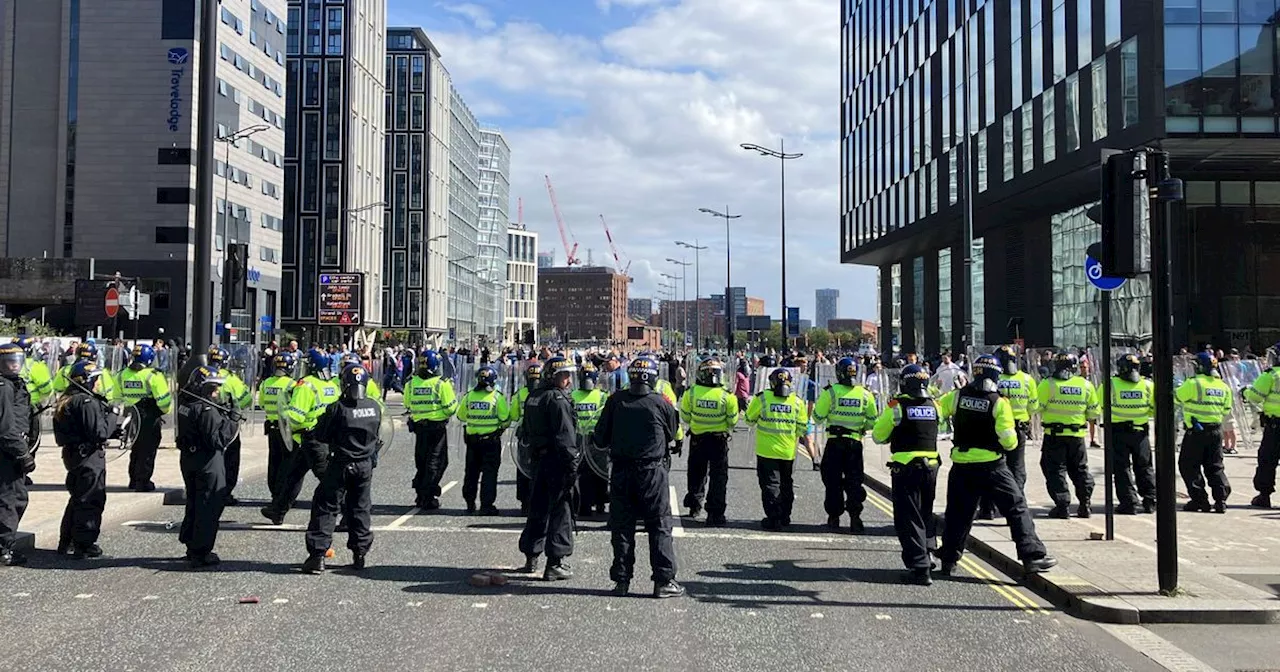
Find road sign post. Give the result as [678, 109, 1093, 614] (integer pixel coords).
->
[105, 287, 120, 319]
[317, 273, 365, 327]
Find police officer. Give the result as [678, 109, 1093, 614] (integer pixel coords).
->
[457, 366, 510, 515]
[340, 352, 382, 399]
[977, 346, 1039, 519]
[53, 342, 122, 403]
[572, 362, 609, 517]
[405, 349, 458, 510]
[517, 356, 579, 580]
[813, 357, 877, 533]
[744, 368, 810, 531]
[511, 361, 543, 514]
[303, 364, 381, 573]
[14, 338, 50, 487]
[261, 348, 340, 525]
[120, 344, 173, 493]
[937, 355, 1057, 575]
[52, 359, 121, 559]
[0, 343, 35, 566]
[1110, 354, 1156, 514]
[593, 356, 683, 598]
[1176, 352, 1234, 513]
[207, 346, 253, 505]
[258, 353, 295, 499]
[680, 359, 738, 526]
[1036, 352, 1100, 518]
[870, 365, 941, 585]
[175, 366, 239, 568]
[1243, 343, 1280, 508]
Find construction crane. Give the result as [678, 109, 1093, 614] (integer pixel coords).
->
[544, 175, 580, 265]
[599, 214, 634, 281]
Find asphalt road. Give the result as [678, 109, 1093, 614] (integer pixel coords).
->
[0, 423, 1182, 671]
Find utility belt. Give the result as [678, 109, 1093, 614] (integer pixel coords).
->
[177, 439, 221, 455]
[888, 455, 938, 471]
[133, 398, 162, 417]
[1043, 422, 1086, 435]
[264, 419, 279, 430]
[690, 430, 730, 441]
[409, 417, 448, 431]
[1262, 414, 1280, 428]
[953, 444, 1000, 453]
[828, 426, 863, 439]
[65, 442, 104, 458]
[1112, 421, 1149, 433]
[1188, 422, 1222, 432]
[464, 429, 504, 443]
[1014, 420, 1030, 432]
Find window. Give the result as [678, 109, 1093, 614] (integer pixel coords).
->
[1078, 0, 1093, 69]
[304, 61, 320, 107]
[976, 129, 988, 193]
[156, 187, 191, 204]
[161, 0, 195, 40]
[155, 226, 190, 244]
[1002, 112, 1014, 182]
[1052, 1, 1066, 83]
[1043, 88, 1056, 163]
[1240, 24, 1275, 116]
[1092, 57, 1108, 140]
[157, 147, 191, 164]
[1122, 38, 1140, 128]
[326, 7, 343, 54]
[411, 94, 425, 130]
[1202, 25, 1239, 117]
[1030, 6, 1044, 94]
[322, 166, 341, 266]
[1021, 101, 1035, 172]
[1165, 25, 1201, 116]
[411, 55, 425, 91]
[1065, 73, 1080, 152]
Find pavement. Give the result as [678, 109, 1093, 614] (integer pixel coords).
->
[0, 411, 1196, 672]
[859, 431, 1280, 626]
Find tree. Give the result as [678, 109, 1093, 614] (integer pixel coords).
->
[760, 323, 784, 352]
[831, 331, 855, 348]
[805, 327, 832, 350]
[1, 318, 63, 338]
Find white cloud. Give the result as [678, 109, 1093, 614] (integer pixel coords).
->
[421, 0, 877, 327]
[440, 3, 497, 31]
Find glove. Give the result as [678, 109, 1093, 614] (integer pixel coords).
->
[110, 424, 124, 440]
[18, 452, 36, 475]
[670, 438, 683, 457]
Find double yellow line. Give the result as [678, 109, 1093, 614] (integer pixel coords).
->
[864, 491, 1049, 615]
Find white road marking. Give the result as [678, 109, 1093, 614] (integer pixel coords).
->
[272, 598, 289, 604]
[74, 594, 94, 599]
[875, 614, 892, 620]
[669, 486, 686, 537]
[1097, 624, 1218, 672]
[472, 603, 488, 609]
[810, 612, 824, 619]
[11, 592, 29, 598]
[387, 480, 458, 529]
[407, 601, 423, 607]
[143, 596, 159, 601]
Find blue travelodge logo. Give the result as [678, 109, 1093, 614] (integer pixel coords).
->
[166, 48, 189, 132]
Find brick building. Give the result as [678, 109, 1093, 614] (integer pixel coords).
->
[827, 318, 878, 343]
[538, 266, 628, 343]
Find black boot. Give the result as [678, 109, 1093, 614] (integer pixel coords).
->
[1048, 506, 1070, 519]
[1024, 556, 1058, 573]
[544, 560, 573, 581]
[1142, 498, 1156, 513]
[302, 555, 326, 574]
[825, 514, 841, 530]
[352, 553, 367, 571]
[260, 507, 285, 526]
[848, 516, 865, 534]
[653, 579, 685, 598]
[903, 568, 932, 586]
[519, 554, 540, 574]
[0, 549, 27, 566]
[1251, 493, 1272, 509]
[72, 544, 103, 559]
[611, 581, 630, 596]
[1076, 503, 1092, 519]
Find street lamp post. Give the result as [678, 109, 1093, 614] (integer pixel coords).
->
[675, 240, 707, 349]
[661, 272, 683, 349]
[698, 207, 742, 352]
[214, 124, 271, 342]
[959, 7, 976, 350]
[667, 259, 691, 349]
[741, 140, 803, 345]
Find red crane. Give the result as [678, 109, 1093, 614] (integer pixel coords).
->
[599, 214, 633, 280]
[544, 175, 580, 265]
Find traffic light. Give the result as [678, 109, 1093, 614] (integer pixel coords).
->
[1087, 151, 1146, 278]
[225, 242, 249, 310]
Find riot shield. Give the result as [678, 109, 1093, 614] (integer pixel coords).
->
[507, 429, 533, 477]
[278, 406, 297, 452]
[119, 405, 142, 451]
[581, 433, 609, 480]
[377, 408, 397, 456]
[224, 344, 259, 438]
[1221, 358, 1260, 451]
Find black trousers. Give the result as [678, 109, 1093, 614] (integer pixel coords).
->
[60, 446, 107, 548]
[1180, 425, 1231, 504]
[463, 433, 502, 508]
[889, 458, 938, 570]
[179, 448, 226, 556]
[266, 435, 329, 517]
[756, 456, 795, 524]
[1112, 427, 1156, 507]
[0, 454, 29, 551]
[306, 458, 373, 557]
[127, 404, 163, 486]
[684, 433, 729, 517]
[1253, 420, 1280, 496]
[411, 420, 449, 503]
[979, 423, 1028, 515]
[265, 420, 286, 499]
[940, 459, 1048, 563]
[1040, 434, 1094, 508]
[518, 453, 574, 560]
[222, 435, 242, 500]
[516, 471, 531, 504]
[610, 459, 676, 583]
[578, 463, 609, 512]
[821, 436, 866, 518]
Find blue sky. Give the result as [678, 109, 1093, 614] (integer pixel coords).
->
[385, 0, 877, 325]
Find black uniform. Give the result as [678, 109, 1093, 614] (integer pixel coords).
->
[518, 385, 579, 562]
[0, 376, 33, 557]
[126, 386, 165, 491]
[175, 397, 237, 559]
[883, 395, 941, 572]
[52, 391, 119, 553]
[306, 397, 380, 559]
[593, 389, 680, 585]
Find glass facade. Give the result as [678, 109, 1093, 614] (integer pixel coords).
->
[912, 257, 925, 352]
[938, 249, 952, 347]
[972, 238, 985, 346]
[1050, 204, 1152, 348]
[1165, 1, 1280, 133]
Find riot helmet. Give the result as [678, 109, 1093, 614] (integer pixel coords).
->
[768, 368, 794, 397]
[340, 352, 362, 368]
[207, 345, 228, 366]
[696, 359, 723, 387]
[972, 355, 1002, 393]
[525, 361, 544, 387]
[1053, 351, 1078, 381]
[835, 357, 858, 386]
[476, 366, 498, 392]
[994, 345, 1019, 376]
[1116, 354, 1142, 383]
[67, 360, 104, 394]
[131, 344, 155, 370]
[544, 356, 577, 389]
[578, 362, 599, 391]
[627, 356, 659, 393]
[273, 354, 293, 377]
[0, 343, 24, 380]
[75, 342, 98, 362]
[14, 337, 40, 360]
[417, 349, 441, 377]
[340, 364, 369, 402]
[307, 347, 333, 379]
[186, 365, 225, 398]
[1196, 351, 1220, 378]
[900, 364, 931, 398]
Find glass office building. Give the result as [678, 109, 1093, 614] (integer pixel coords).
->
[842, 0, 1280, 353]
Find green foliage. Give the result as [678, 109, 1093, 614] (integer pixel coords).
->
[2, 318, 63, 338]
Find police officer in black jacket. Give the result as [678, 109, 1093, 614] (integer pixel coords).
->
[0, 343, 35, 566]
[175, 366, 239, 568]
[303, 365, 381, 574]
[53, 359, 121, 559]
[593, 356, 683, 598]
[517, 355, 579, 580]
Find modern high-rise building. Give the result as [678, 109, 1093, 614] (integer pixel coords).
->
[505, 223, 537, 345]
[842, 0, 1279, 352]
[539, 266, 628, 343]
[477, 126, 510, 344]
[446, 81, 480, 345]
[537, 250, 555, 269]
[0, 0, 288, 343]
[709, 287, 749, 320]
[382, 27, 447, 342]
[815, 288, 840, 329]
[627, 298, 653, 320]
[283, 0, 387, 340]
